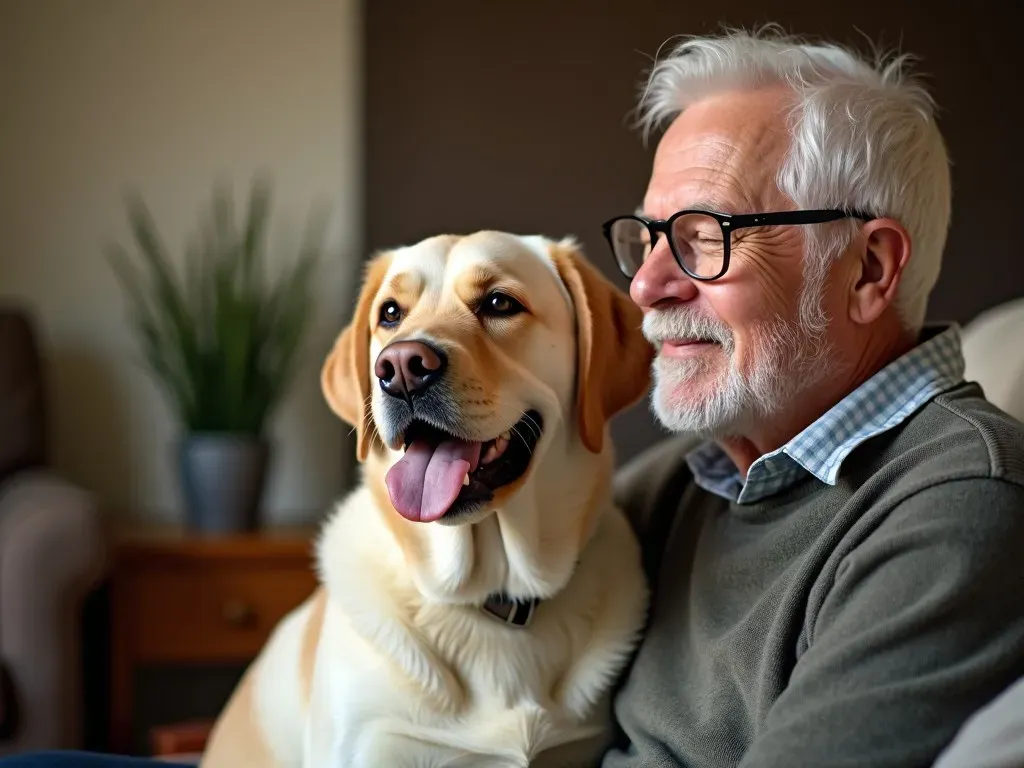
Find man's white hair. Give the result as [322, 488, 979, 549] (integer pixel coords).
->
[636, 25, 952, 333]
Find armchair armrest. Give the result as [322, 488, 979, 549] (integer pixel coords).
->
[0, 469, 107, 753]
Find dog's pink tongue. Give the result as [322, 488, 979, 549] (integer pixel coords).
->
[385, 437, 482, 522]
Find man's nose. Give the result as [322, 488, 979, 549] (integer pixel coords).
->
[374, 340, 447, 400]
[629, 238, 699, 309]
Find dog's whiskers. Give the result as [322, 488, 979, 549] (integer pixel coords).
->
[522, 414, 542, 442]
[510, 425, 535, 458]
[356, 399, 392, 452]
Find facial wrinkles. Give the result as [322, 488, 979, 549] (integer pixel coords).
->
[639, 89, 835, 437]
[730, 186, 803, 313]
[747, 247, 797, 319]
[679, 107, 801, 306]
[647, 140, 749, 218]
[674, 113, 783, 199]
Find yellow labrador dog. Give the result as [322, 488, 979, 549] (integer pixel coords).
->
[202, 231, 653, 767]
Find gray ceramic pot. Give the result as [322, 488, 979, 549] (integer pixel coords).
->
[179, 433, 269, 534]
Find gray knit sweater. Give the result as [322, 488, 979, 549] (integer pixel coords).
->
[602, 382, 1024, 768]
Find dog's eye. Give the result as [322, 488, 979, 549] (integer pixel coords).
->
[379, 300, 402, 327]
[481, 292, 525, 317]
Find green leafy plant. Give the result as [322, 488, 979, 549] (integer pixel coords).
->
[107, 178, 325, 436]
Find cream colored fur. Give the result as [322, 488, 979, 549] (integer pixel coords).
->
[201, 231, 653, 767]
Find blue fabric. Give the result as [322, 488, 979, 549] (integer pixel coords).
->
[687, 323, 967, 504]
[0, 753, 192, 767]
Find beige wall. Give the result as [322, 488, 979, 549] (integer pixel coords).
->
[0, 0, 363, 527]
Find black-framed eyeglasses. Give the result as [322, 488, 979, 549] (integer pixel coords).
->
[601, 208, 875, 281]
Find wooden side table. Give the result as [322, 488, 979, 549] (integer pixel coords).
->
[108, 525, 320, 754]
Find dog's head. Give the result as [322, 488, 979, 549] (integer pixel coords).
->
[322, 231, 652, 527]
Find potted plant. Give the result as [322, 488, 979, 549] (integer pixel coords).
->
[107, 178, 325, 534]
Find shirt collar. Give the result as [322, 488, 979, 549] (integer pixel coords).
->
[687, 323, 966, 504]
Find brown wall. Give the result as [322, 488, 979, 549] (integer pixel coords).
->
[364, 0, 1024, 464]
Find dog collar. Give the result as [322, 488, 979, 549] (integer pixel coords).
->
[480, 593, 539, 628]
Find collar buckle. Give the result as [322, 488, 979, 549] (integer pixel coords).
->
[480, 593, 539, 628]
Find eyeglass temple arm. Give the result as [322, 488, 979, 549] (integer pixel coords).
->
[726, 209, 875, 228]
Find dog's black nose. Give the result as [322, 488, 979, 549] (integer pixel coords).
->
[374, 340, 447, 400]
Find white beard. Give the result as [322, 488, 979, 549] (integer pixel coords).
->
[643, 305, 834, 438]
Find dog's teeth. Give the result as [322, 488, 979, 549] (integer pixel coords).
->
[494, 436, 509, 461]
[500, 430, 511, 441]
[462, 472, 471, 486]
[481, 433, 512, 466]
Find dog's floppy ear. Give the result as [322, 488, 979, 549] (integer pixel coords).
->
[551, 239, 654, 454]
[321, 253, 392, 462]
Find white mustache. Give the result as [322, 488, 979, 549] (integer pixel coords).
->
[642, 308, 734, 348]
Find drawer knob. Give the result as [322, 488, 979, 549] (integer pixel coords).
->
[222, 598, 256, 627]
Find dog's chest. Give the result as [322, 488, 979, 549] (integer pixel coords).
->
[315, 604, 603, 766]
[433, 609, 570, 695]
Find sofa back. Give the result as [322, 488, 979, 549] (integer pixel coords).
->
[962, 297, 1024, 424]
[0, 307, 46, 484]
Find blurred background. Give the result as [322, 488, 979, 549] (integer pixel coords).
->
[0, 0, 1021, 758]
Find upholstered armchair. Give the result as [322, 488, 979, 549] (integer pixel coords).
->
[0, 305, 107, 754]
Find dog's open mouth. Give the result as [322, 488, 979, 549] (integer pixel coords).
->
[384, 410, 543, 523]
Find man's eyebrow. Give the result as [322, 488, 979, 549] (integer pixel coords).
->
[636, 198, 735, 219]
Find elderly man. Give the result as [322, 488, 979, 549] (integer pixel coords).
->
[599, 27, 1024, 768]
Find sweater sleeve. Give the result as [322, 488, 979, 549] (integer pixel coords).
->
[738, 477, 1024, 768]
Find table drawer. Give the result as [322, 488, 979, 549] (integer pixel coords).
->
[124, 563, 318, 662]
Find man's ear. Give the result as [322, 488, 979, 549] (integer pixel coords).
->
[551, 239, 654, 454]
[321, 253, 392, 462]
[849, 218, 912, 326]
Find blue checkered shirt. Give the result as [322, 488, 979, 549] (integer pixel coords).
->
[687, 323, 967, 504]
